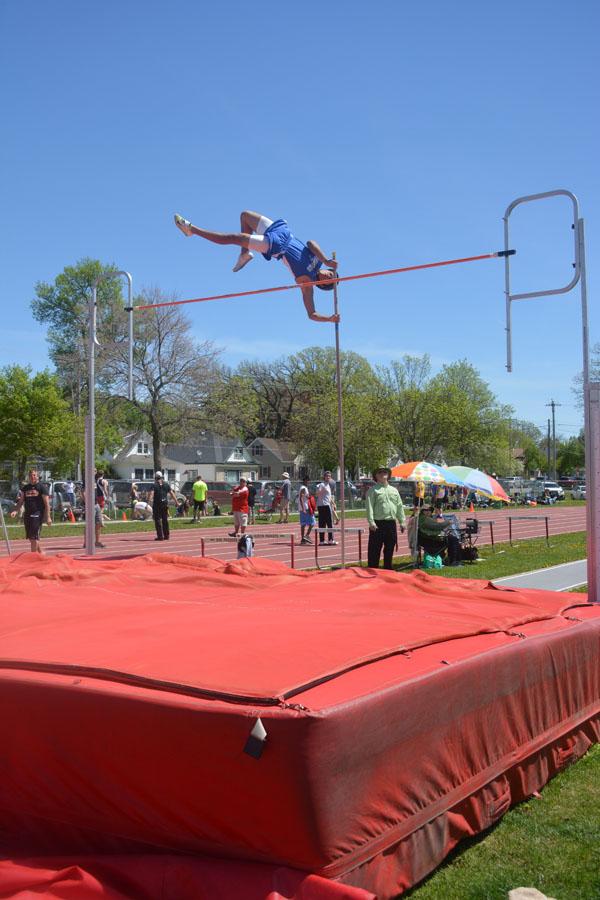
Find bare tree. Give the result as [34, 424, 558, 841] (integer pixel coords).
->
[100, 287, 221, 471]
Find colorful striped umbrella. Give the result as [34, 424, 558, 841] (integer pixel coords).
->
[390, 461, 466, 486]
[446, 466, 510, 502]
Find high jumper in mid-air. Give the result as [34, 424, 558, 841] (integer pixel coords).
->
[174, 210, 339, 323]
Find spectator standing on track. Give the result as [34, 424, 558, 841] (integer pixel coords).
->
[65, 478, 76, 508]
[95, 471, 109, 512]
[192, 475, 208, 521]
[247, 480, 257, 524]
[297, 476, 315, 544]
[130, 482, 139, 513]
[316, 470, 337, 545]
[366, 466, 406, 570]
[279, 472, 291, 523]
[229, 477, 249, 538]
[81, 492, 106, 550]
[414, 479, 425, 509]
[434, 483, 447, 511]
[149, 471, 178, 541]
[11, 469, 52, 553]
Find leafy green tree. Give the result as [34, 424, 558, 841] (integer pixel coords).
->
[557, 434, 585, 476]
[0, 366, 78, 481]
[199, 369, 259, 441]
[99, 288, 221, 471]
[521, 440, 547, 476]
[377, 355, 448, 462]
[288, 347, 390, 475]
[431, 360, 512, 469]
[377, 356, 512, 472]
[32, 258, 128, 472]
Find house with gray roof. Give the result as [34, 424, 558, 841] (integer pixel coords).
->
[105, 431, 259, 486]
[246, 437, 300, 480]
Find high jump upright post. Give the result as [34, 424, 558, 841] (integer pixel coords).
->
[332, 252, 346, 567]
[503, 189, 597, 603]
[85, 271, 133, 557]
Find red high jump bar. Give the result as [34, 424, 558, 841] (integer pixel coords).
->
[134, 250, 515, 310]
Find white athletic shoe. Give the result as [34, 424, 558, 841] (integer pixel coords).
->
[174, 214, 193, 236]
[232, 249, 254, 272]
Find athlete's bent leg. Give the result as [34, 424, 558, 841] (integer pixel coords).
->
[234, 211, 273, 272]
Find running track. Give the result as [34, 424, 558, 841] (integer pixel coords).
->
[0, 506, 587, 570]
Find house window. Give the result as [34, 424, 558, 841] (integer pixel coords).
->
[231, 447, 245, 461]
[134, 468, 144, 480]
[253, 443, 263, 456]
[144, 468, 154, 479]
[166, 469, 176, 481]
[137, 441, 149, 455]
[189, 470, 198, 478]
[260, 465, 271, 479]
[225, 470, 239, 483]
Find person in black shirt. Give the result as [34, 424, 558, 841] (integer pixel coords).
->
[11, 469, 52, 552]
[148, 471, 178, 541]
[247, 480, 257, 524]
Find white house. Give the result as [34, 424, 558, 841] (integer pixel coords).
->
[106, 431, 259, 486]
[245, 438, 300, 480]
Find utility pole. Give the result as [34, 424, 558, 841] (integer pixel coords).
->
[547, 419, 551, 476]
[546, 399, 562, 480]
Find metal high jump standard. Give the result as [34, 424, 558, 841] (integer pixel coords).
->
[504, 189, 597, 603]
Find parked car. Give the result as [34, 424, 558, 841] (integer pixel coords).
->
[572, 485, 586, 500]
[110, 479, 184, 510]
[559, 477, 577, 490]
[180, 480, 234, 513]
[0, 497, 16, 517]
[111, 479, 154, 508]
[0, 481, 18, 502]
[39, 480, 87, 515]
[541, 481, 565, 500]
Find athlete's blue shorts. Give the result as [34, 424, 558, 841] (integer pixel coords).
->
[300, 511, 316, 527]
[262, 219, 292, 260]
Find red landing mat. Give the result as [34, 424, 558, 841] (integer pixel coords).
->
[0, 552, 598, 898]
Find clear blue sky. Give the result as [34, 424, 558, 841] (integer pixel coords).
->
[1, 0, 598, 439]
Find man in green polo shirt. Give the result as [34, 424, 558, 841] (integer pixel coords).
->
[192, 476, 208, 521]
[366, 466, 406, 570]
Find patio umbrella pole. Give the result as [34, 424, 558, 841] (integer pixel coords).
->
[333, 253, 346, 568]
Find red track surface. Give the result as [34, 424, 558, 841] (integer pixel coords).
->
[0, 506, 586, 569]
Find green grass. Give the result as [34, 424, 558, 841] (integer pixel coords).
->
[386, 531, 587, 582]
[406, 743, 600, 899]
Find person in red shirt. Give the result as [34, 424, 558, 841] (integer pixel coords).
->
[229, 477, 249, 537]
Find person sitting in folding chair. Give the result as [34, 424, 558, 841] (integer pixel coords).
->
[174, 210, 339, 323]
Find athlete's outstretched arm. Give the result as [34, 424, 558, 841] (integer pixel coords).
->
[300, 284, 339, 323]
[306, 240, 338, 269]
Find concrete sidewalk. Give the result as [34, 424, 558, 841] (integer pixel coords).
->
[494, 559, 587, 592]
